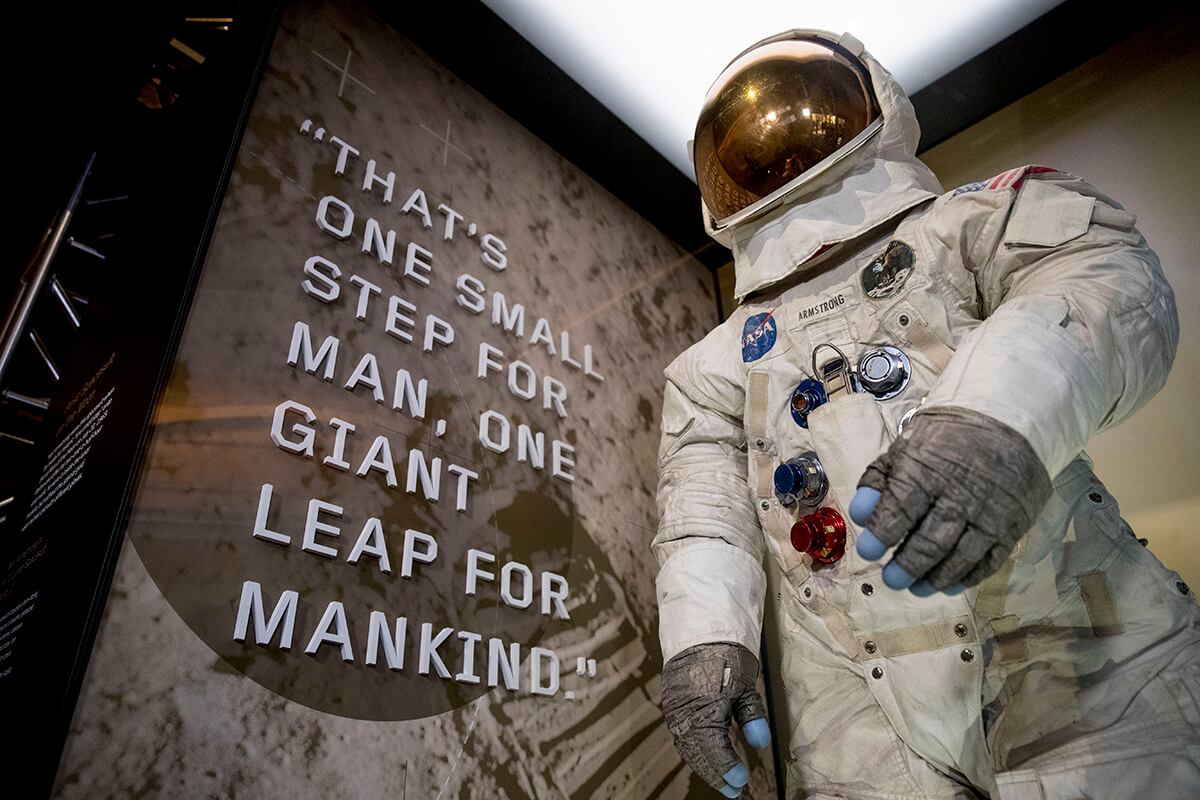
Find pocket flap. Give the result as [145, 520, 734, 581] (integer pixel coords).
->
[1003, 180, 1096, 247]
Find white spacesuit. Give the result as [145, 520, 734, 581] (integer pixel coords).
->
[654, 30, 1200, 799]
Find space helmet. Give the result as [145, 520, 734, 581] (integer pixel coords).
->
[692, 31, 883, 243]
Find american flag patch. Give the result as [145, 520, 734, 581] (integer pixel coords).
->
[952, 165, 1062, 197]
[952, 180, 989, 196]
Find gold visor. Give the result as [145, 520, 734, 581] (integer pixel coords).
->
[694, 36, 881, 224]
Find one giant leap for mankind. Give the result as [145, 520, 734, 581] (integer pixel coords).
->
[229, 123, 608, 699]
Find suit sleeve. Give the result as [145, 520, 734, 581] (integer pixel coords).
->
[652, 322, 766, 664]
[924, 174, 1179, 477]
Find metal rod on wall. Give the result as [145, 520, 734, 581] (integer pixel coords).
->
[0, 152, 95, 386]
[49, 278, 82, 328]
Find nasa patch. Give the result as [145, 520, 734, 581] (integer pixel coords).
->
[861, 241, 915, 301]
[741, 311, 778, 362]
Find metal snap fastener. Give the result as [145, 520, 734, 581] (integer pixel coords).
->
[1087, 491, 1104, 505]
[861, 582, 874, 596]
[954, 623, 968, 638]
[871, 666, 884, 679]
[960, 648, 975, 663]
[897, 314, 910, 327]
[754, 437, 766, 450]
[759, 500, 771, 512]
[864, 640, 877, 654]
[1177, 580, 1191, 596]
[803, 587, 812, 599]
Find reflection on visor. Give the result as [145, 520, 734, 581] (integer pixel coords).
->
[694, 37, 880, 223]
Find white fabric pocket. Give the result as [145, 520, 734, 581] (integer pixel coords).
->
[806, 392, 893, 503]
[1003, 180, 1095, 248]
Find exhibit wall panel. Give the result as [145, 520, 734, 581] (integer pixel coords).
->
[921, 10, 1200, 590]
[52, 1, 774, 797]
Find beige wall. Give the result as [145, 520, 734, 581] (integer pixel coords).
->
[922, 10, 1200, 588]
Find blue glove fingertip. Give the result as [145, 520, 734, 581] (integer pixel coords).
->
[882, 560, 917, 589]
[856, 530, 887, 561]
[741, 718, 772, 750]
[723, 763, 749, 788]
[942, 582, 966, 596]
[909, 579, 937, 597]
[719, 785, 742, 798]
[849, 487, 881, 525]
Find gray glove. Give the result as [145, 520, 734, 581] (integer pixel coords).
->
[661, 642, 772, 798]
[851, 406, 1053, 593]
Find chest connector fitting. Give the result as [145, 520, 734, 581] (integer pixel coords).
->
[790, 507, 847, 565]
[774, 451, 829, 508]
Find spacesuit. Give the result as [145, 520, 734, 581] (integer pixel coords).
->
[653, 30, 1200, 799]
